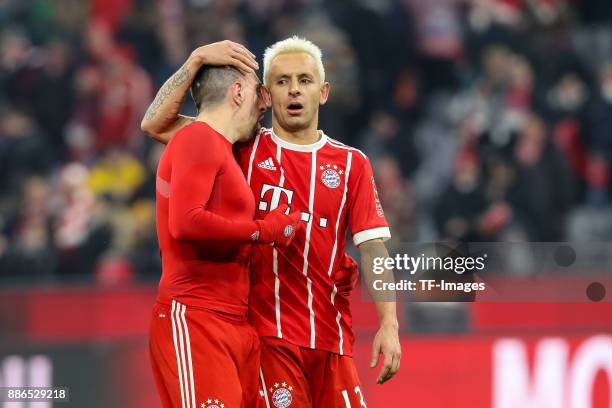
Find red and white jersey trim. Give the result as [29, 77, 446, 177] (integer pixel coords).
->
[327, 151, 353, 276]
[302, 149, 318, 348]
[247, 132, 262, 184]
[270, 128, 328, 152]
[327, 137, 368, 158]
[171, 300, 196, 408]
[353, 226, 392, 246]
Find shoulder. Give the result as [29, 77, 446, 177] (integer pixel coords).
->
[171, 122, 226, 149]
[324, 136, 370, 172]
[325, 136, 368, 160]
[171, 122, 202, 145]
[169, 123, 228, 166]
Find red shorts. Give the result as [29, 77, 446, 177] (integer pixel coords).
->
[149, 300, 260, 408]
[258, 337, 366, 408]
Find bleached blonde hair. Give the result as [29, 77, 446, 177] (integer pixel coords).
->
[263, 36, 325, 87]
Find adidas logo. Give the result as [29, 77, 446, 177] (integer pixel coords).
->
[257, 157, 277, 171]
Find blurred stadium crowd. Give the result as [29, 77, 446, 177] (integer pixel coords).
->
[1, 0, 612, 283]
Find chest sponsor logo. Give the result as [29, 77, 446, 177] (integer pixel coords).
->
[256, 184, 328, 228]
[258, 184, 294, 212]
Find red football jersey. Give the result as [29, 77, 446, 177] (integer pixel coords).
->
[236, 128, 390, 355]
[156, 121, 256, 318]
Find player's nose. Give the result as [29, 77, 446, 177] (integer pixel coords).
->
[289, 78, 300, 95]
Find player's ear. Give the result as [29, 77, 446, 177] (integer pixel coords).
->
[231, 82, 243, 106]
[319, 82, 330, 106]
[261, 85, 272, 108]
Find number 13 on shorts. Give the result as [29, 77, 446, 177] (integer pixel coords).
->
[341, 386, 367, 408]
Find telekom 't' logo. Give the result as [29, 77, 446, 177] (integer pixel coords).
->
[258, 184, 294, 212]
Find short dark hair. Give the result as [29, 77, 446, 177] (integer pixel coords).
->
[190, 65, 242, 111]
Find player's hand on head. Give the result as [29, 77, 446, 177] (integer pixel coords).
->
[371, 323, 402, 384]
[255, 204, 301, 247]
[189, 41, 259, 75]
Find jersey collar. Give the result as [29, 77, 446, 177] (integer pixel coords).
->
[270, 128, 327, 152]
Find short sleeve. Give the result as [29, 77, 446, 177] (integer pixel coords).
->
[346, 154, 391, 246]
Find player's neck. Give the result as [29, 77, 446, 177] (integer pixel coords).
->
[194, 109, 240, 144]
[272, 119, 320, 145]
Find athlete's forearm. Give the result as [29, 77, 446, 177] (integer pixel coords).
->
[169, 204, 259, 243]
[359, 240, 399, 327]
[169, 202, 297, 246]
[374, 300, 399, 329]
[141, 58, 200, 144]
[360, 239, 401, 384]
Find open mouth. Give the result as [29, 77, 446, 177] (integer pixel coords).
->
[287, 102, 304, 115]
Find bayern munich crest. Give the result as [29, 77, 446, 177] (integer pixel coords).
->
[283, 224, 294, 237]
[201, 398, 224, 408]
[320, 164, 344, 189]
[270, 382, 293, 408]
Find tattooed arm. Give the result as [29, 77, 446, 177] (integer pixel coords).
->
[141, 41, 259, 145]
[141, 63, 194, 144]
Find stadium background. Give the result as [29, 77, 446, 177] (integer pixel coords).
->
[1, 0, 612, 406]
